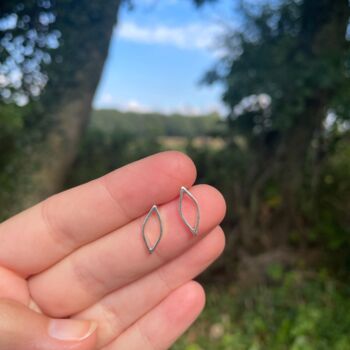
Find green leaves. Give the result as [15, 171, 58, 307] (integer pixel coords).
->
[173, 271, 350, 350]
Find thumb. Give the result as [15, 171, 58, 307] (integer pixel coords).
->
[0, 299, 97, 350]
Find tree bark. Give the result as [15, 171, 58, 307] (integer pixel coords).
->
[13, 1, 122, 211]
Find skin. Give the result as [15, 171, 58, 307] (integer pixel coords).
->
[0, 151, 226, 350]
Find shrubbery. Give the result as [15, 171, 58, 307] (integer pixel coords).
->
[173, 271, 350, 350]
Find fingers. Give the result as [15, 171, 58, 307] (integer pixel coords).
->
[0, 266, 29, 305]
[74, 226, 225, 348]
[102, 281, 205, 350]
[0, 299, 97, 350]
[28, 185, 226, 317]
[0, 151, 196, 277]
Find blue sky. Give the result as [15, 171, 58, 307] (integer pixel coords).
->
[93, 0, 237, 115]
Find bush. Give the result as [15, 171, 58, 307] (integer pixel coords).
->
[65, 127, 162, 187]
[173, 271, 350, 350]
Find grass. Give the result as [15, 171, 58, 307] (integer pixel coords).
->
[172, 270, 350, 350]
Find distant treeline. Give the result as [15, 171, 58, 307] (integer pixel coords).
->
[91, 109, 221, 137]
[66, 109, 222, 187]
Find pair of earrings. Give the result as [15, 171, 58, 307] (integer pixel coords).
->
[142, 186, 200, 254]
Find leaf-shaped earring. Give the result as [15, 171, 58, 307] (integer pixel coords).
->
[179, 186, 200, 235]
[142, 205, 163, 254]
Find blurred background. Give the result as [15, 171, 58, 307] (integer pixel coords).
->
[1, 0, 350, 348]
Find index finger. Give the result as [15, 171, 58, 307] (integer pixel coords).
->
[0, 151, 196, 277]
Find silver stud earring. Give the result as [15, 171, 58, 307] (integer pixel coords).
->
[142, 205, 163, 254]
[179, 186, 200, 235]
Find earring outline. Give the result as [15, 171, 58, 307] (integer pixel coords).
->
[142, 204, 163, 254]
[179, 186, 200, 235]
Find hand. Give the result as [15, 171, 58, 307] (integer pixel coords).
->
[0, 152, 226, 350]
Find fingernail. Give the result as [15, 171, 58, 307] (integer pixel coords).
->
[48, 319, 97, 341]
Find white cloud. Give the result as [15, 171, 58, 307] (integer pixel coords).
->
[95, 96, 152, 113]
[95, 95, 225, 116]
[169, 104, 220, 116]
[99, 92, 114, 104]
[122, 99, 153, 113]
[116, 21, 225, 53]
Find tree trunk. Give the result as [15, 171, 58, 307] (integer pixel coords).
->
[13, 1, 121, 211]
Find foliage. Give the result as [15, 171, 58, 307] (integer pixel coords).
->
[0, 103, 29, 220]
[65, 127, 162, 188]
[66, 109, 221, 188]
[173, 271, 350, 350]
[0, 0, 59, 207]
[186, 131, 350, 276]
[91, 109, 221, 138]
[1, 0, 125, 212]
[200, 0, 350, 251]
[304, 133, 350, 273]
[0, 0, 59, 104]
[205, 0, 350, 128]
